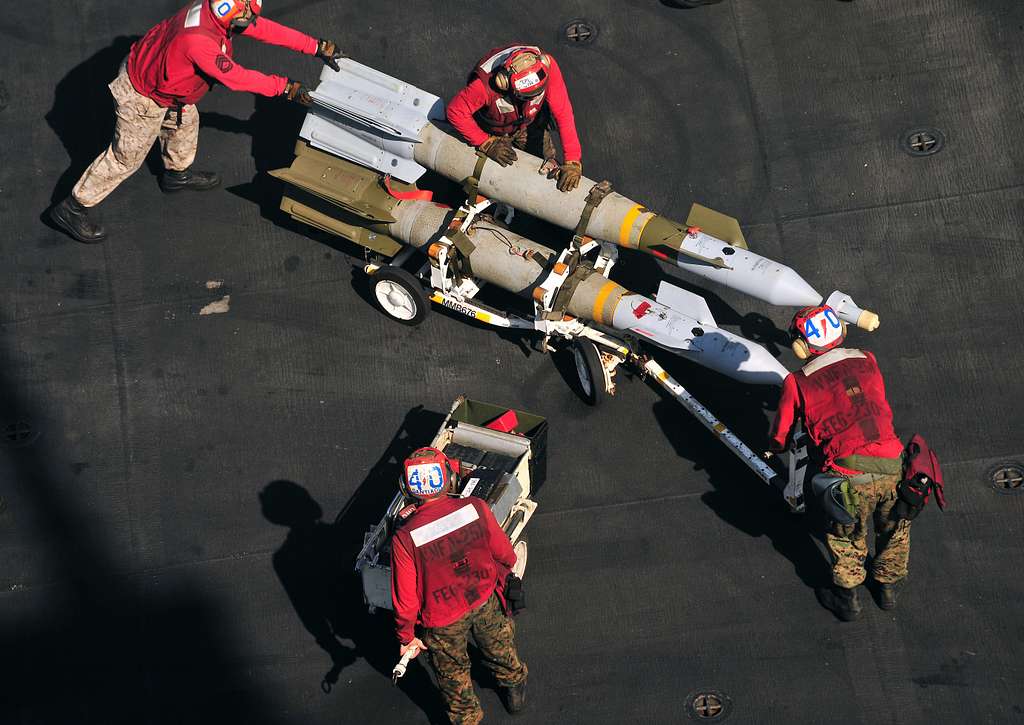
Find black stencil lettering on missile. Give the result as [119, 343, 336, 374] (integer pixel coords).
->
[0, 81, 8, 112]
[215, 55, 234, 73]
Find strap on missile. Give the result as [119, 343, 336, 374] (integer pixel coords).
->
[572, 180, 613, 248]
[462, 152, 490, 198]
[544, 264, 586, 321]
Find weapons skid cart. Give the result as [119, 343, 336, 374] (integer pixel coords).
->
[356, 397, 548, 612]
[270, 62, 822, 512]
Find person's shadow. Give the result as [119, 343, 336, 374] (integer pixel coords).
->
[650, 348, 831, 591]
[45, 35, 139, 207]
[260, 405, 448, 723]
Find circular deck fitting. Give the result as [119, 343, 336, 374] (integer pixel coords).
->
[686, 690, 732, 721]
[901, 127, 945, 157]
[989, 463, 1024, 494]
[562, 20, 597, 46]
[3, 420, 39, 448]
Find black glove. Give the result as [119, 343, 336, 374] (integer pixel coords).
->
[316, 38, 345, 72]
[283, 79, 312, 107]
[478, 136, 518, 167]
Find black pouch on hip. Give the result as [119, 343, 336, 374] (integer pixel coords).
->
[894, 475, 929, 521]
[504, 574, 526, 615]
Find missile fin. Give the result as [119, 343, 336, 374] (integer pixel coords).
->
[686, 203, 747, 249]
[655, 281, 717, 327]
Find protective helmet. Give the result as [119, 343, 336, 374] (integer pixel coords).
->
[210, 0, 262, 30]
[493, 49, 551, 98]
[790, 304, 847, 359]
[400, 447, 457, 500]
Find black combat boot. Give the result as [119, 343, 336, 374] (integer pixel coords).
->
[877, 582, 899, 611]
[160, 167, 221, 193]
[816, 585, 862, 621]
[502, 680, 527, 715]
[49, 195, 107, 243]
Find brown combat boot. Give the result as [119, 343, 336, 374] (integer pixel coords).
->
[49, 195, 107, 244]
[816, 585, 862, 621]
[877, 582, 899, 610]
[502, 679, 527, 715]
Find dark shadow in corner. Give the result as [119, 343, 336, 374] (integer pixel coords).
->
[261, 404, 448, 724]
[0, 375, 282, 723]
[45, 36, 139, 206]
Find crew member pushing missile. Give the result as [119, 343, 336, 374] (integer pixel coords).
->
[769, 305, 910, 621]
[49, 0, 343, 244]
[447, 44, 583, 192]
[391, 447, 528, 724]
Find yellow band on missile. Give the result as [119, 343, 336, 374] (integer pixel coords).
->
[618, 204, 644, 247]
[592, 281, 619, 325]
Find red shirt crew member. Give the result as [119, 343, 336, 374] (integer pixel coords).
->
[50, 0, 343, 244]
[769, 305, 910, 621]
[391, 447, 528, 724]
[447, 44, 584, 192]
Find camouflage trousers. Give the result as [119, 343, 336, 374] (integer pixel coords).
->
[423, 592, 527, 725]
[825, 472, 911, 588]
[73, 62, 199, 207]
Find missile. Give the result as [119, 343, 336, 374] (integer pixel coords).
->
[301, 60, 878, 329]
[270, 144, 788, 386]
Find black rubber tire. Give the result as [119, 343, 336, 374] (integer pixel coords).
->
[371, 267, 430, 326]
[571, 339, 606, 407]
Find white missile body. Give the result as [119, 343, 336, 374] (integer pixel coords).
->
[384, 199, 788, 385]
[303, 60, 878, 328]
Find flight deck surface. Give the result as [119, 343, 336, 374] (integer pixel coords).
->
[1, 1, 1022, 723]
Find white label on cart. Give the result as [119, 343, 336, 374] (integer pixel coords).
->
[410, 505, 479, 547]
[461, 477, 481, 498]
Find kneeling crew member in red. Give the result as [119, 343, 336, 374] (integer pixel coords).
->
[391, 447, 528, 724]
[447, 44, 583, 192]
[769, 305, 909, 621]
[50, 0, 343, 244]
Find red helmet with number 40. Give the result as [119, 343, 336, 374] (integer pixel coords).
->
[399, 447, 459, 501]
[790, 304, 847, 359]
[209, 0, 262, 30]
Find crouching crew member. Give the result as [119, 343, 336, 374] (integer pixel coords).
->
[769, 305, 909, 621]
[391, 447, 528, 724]
[447, 44, 583, 192]
[50, 0, 343, 244]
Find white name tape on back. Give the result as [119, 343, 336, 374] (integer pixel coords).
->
[410, 504, 479, 547]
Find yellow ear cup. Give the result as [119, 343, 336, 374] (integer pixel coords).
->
[791, 338, 811, 360]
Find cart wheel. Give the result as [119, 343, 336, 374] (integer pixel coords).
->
[512, 534, 528, 579]
[371, 267, 430, 325]
[571, 339, 606, 407]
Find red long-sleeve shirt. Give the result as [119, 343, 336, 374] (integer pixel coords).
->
[390, 496, 515, 644]
[127, 0, 317, 108]
[446, 48, 582, 162]
[769, 348, 903, 475]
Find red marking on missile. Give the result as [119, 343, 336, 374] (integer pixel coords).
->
[633, 301, 651, 318]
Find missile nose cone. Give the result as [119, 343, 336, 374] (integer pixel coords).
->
[676, 327, 789, 386]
